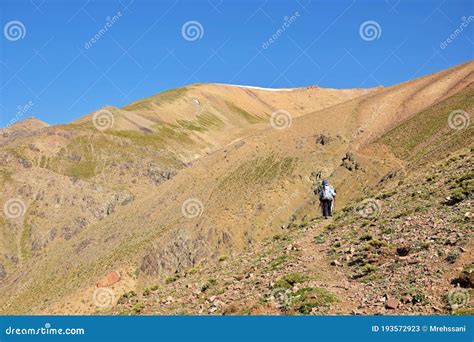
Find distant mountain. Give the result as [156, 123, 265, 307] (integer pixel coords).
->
[0, 117, 49, 145]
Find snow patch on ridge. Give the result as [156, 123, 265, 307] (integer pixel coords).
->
[211, 83, 296, 92]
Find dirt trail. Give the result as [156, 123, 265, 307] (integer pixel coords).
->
[291, 218, 360, 314]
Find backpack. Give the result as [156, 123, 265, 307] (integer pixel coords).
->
[319, 185, 334, 200]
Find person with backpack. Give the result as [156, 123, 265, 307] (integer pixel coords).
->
[317, 179, 336, 219]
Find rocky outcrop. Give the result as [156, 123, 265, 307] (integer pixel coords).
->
[140, 229, 211, 276]
[315, 134, 331, 145]
[144, 167, 177, 186]
[379, 170, 398, 183]
[74, 238, 93, 253]
[61, 217, 89, 240]
[341, 152, 361, 171]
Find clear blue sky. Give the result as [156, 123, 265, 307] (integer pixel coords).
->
[0, 0, 473, 127]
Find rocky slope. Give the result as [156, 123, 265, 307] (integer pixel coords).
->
[108, 80, 474, 315]
[0, 61, 472, 315]
[111, 148, 473, 315]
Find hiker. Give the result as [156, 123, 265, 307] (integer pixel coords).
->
[317, 179, 336, 219]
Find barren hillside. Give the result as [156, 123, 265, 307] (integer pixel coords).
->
[0, 61, 472, 315]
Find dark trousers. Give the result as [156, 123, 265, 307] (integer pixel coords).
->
[321, 199, 333, 217]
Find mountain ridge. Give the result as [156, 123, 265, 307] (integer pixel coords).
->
[0, 61, 472, 315]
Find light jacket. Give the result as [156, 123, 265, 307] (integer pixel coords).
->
[319, 184, 336, 200]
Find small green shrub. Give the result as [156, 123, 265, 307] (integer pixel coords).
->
[286, 287, 338, 314]
[360, 233, 373, 241]
[132, 302, 145, 314]
[117, 291, 137, 304]
[314, 234, 326, 244]
[165, 274, 180, 284]
[452, 308, 474, 315]
[201, 278, 217, 292]
[274, 273, 308, 289]
[368, 239, 386, 248]
[266, 254, 289, 271]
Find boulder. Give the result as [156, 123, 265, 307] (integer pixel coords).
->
[385, 298, 398, 309]
[396, 245, 410, 256]
[315, 134, 331, 145]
